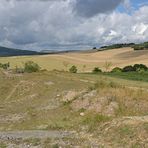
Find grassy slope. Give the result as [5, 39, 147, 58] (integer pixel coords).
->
[0, 70, 148, 147]
[106, 72, 148, 82]
[0, 46, 148, 146]
[0, 46, 41, 56]
[0, 47, 148, 72]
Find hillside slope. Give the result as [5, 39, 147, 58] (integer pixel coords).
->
[0, 71, 148, 147]
[0, 47, 148, 71]
[0, 46, 42, 56]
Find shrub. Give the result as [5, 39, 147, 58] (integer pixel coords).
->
[122, 65, 135, 72]
[24, 61, 40, 73]
[92, 67, 102, 73]
[69, 65, 77, 73]
[111, 67, 122, 73]
[0, 62, 10, 70]
[137, 68, 146, 74]
[133, 64, 148, 72]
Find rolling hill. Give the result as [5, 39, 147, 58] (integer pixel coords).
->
[0, 46, 43, 57]
[0, 46, 148, 147]
[0, 47, 148, 72]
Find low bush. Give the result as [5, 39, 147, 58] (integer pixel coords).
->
[122, 65, 135, 72]
[24, 61, 40, 73]
[133, 64, 148, 71]
[69, 65, 77, 73]
[111, 67, 122, 73]
[92, 67, 102, 73]
[121, 64, 148, 72]
[0, 62, 10, 70]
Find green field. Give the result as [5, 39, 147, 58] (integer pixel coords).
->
[106, 71, 148, 82]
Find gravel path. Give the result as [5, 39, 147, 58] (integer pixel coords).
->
[0, 130, 74, 140]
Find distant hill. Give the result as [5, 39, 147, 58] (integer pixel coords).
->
[100, 42, 148, 51]
[133, 42, 148, 50]
[0, 46, 45, 57]
[100, 43, 135, 50]
[41, 49, 82, 54]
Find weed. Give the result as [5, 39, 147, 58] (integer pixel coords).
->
[119, 125, 134, 136]
[0, 143, 7, 148]
[143, 123, 148, 131]
[82, 113, 111, 131]
[52, 143, 59, 148]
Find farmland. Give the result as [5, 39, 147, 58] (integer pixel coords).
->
[0, 47, 148, 72]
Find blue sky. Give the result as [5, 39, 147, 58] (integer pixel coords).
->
[118, 0, 148, 13]
[0, 0, 147, 51]
[132, 0, 148, 8]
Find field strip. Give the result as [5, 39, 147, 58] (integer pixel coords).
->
[50, 54, 103, 63]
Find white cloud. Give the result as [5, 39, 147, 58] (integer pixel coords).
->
[132, 23, 148, 35]
[0, 0, 147, 51]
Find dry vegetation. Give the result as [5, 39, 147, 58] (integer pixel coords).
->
[0, 68, 148, 147]
[0, 47, 148, 72]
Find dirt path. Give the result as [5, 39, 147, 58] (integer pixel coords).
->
[0, 130, 74, 140]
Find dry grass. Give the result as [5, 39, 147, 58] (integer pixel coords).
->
[0, 47, 148, 72]
[0, 70, 148, 147]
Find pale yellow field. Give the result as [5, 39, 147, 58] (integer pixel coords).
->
[0, 47, 148, 72]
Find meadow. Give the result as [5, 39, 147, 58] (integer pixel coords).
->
[0, 48, 148, 147]
[0, 70, 148, 147]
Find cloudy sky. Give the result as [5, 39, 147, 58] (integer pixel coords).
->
[0, 0, 148, 51]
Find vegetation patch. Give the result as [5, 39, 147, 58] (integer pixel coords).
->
[133, 42, 148, 50]
[82, 113, 111, 131]
[69, 65, 77, 73]
[119, 125, 134, 136]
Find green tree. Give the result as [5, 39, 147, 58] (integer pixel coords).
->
[122, 65, 135, 72]
[133, 64, 148, 71]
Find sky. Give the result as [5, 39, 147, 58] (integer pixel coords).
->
[0, 0, 148, 51]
